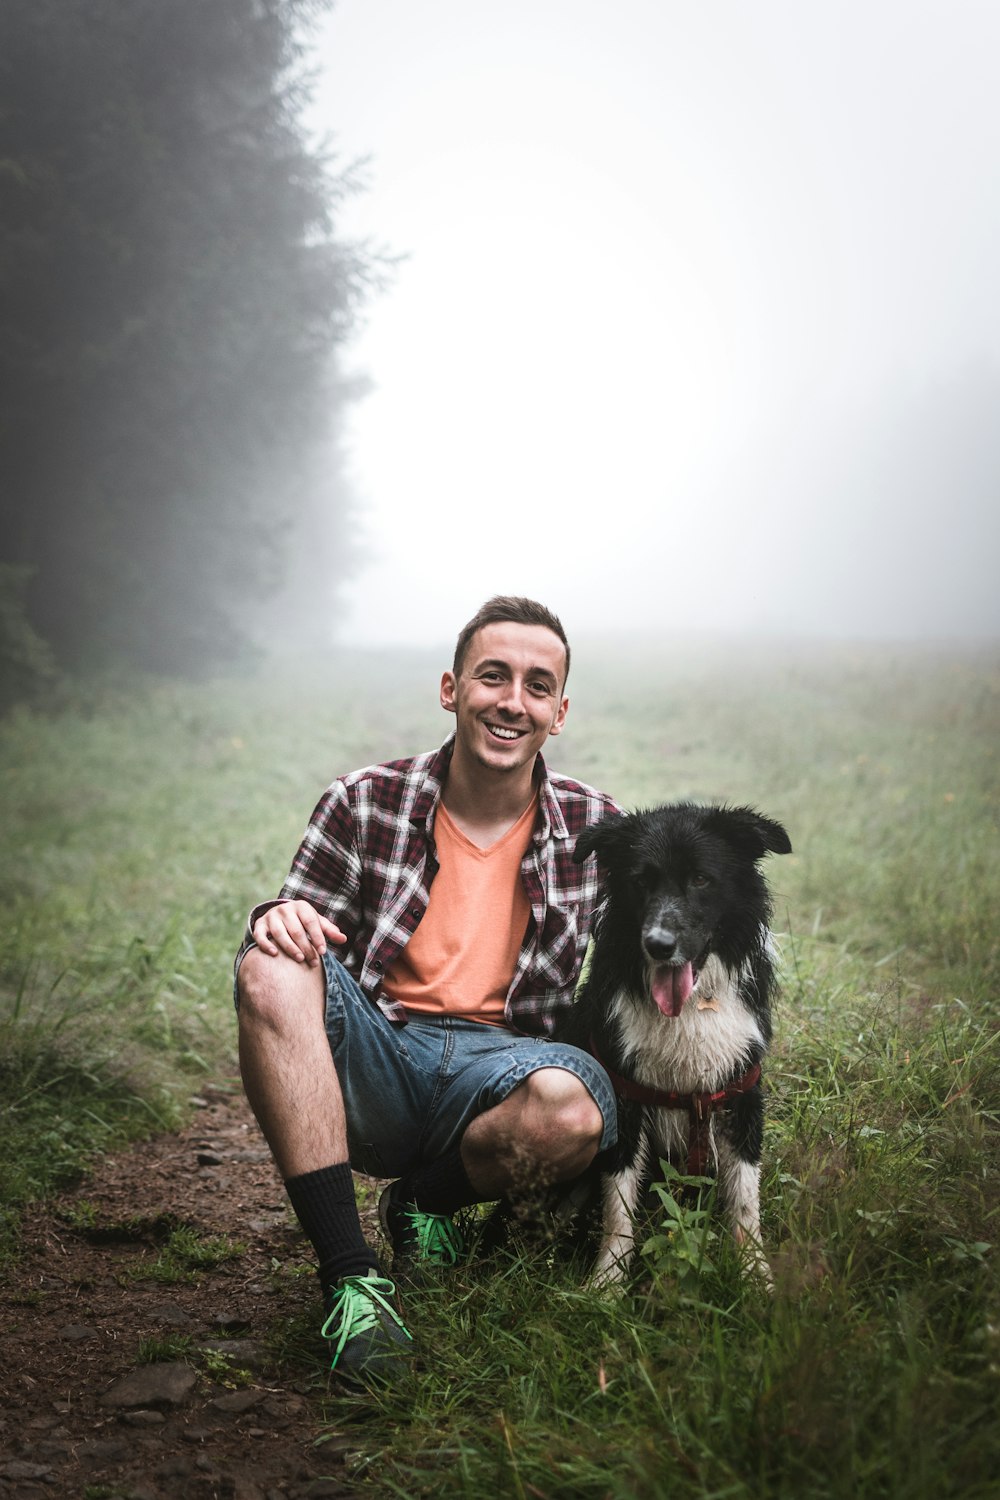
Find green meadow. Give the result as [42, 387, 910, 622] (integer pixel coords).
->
[1, 637, 998, 1496]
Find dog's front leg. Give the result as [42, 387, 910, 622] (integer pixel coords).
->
[588, 1121, 654, 1293]
[589, 1166, 642, 1290]
[715, 1136, 772, 1288]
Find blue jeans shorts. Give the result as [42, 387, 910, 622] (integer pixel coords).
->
[320, 953, 617, 1179]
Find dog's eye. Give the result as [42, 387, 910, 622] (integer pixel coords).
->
[689, 874, 710, 889]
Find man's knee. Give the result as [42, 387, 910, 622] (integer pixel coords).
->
[479, 1067, 604, 1170]
[236, 947, 326, 1029]
[522, 1068, 603, 1147]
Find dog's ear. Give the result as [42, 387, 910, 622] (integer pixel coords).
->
[573, 814, 627, 866]
[705, 806, 792, 860]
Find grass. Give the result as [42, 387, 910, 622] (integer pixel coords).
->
[137, 1333, 255, 1387]
[313, 973, 999, 1500]
[121, 1225, 247, 1284]
[1, 634, 998, 1494]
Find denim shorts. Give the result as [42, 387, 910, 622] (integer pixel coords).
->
[320, 953, 617, 1179]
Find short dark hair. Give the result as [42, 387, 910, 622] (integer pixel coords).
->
[453, 595, 571, 687]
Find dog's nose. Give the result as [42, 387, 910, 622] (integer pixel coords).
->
[644, 929, 677, 961]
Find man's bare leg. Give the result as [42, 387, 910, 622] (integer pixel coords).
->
[235, 949, 413, 1382]
[236, 947, 347, 1178]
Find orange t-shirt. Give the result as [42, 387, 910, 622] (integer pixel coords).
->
[383, 794, 537, 1023]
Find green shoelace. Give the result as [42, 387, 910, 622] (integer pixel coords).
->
[405, 1208, 465, 1266]
[321, 1275, 412, 1368]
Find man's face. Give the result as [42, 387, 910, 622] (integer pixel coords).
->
[441, 621, 569, 775]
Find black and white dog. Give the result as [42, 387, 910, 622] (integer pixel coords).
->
[558, 802, 792, 1288]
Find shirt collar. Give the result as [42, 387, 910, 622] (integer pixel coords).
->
[533, 751, 570, 842]
[409, 735, 570, 842]
[410, 736, 455, 830]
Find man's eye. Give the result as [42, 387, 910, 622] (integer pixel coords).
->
[528, 681, 552, 695]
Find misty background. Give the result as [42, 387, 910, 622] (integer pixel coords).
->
[2, 0, 998, 701]
[313, 0, 1000, 649]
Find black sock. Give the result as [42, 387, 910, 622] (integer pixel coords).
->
[396, 1147, 483, 1216]
[284, 1163, 378, 1290]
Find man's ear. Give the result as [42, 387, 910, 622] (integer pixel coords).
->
[440, 670, 457, 714]
[548, 695, 570, 737]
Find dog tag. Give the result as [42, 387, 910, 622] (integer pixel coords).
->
[697, 998, 720, 1012]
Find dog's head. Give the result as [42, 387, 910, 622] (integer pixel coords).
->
[574, 803, 791, 1015]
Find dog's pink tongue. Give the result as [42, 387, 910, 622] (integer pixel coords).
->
[651, 962, 694, 1017]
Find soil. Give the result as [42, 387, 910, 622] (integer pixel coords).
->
[0, 1082, 380, 1500]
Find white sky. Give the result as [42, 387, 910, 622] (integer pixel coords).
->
[306, 0, 1000, 648]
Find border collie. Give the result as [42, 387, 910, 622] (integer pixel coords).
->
[558, 802, 792, 1288]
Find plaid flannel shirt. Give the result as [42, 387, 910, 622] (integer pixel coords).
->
[239, 735, 618, 1035]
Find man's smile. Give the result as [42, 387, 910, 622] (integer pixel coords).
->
[484, 721, 528, 741]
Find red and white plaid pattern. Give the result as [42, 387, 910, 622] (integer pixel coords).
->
[240, 736, 618, 1035]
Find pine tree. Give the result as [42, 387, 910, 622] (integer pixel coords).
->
[0, 0, 373, 672]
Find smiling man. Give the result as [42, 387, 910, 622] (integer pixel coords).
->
[235, 596, 618, 1383]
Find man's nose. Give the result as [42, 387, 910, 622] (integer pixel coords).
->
[498, 678, 526, 715]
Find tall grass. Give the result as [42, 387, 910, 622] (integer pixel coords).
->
[1, 637, 998, 1492]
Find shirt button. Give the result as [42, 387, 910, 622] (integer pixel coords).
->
[373, 960, 383, 972]
[410, 908, 420, 918]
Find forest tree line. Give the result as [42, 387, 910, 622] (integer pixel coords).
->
[0, 0, 375, 700]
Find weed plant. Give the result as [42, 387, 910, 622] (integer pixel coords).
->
[1, 637, 998, 1494]
[121, 1225, 247, 1285]
[137, 1333, 253, 1388]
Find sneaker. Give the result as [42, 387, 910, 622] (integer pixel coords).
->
[321, 1268, 412, 1382]
[378, 1182, 465, 1268]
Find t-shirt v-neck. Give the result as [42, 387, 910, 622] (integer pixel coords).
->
[383, 793, 538, 1022]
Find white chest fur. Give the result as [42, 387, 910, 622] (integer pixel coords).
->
[608, 954, 766, 1096]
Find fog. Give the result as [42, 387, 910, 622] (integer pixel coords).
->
[307, 0, 1000, 651]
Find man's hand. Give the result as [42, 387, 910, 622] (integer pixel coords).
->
[252, 900, 347, 966]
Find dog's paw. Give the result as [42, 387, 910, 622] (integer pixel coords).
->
[585, 1275, 626, 1300]
[585, 1258, 629, 1298]
[734, 1229, 773, 1291]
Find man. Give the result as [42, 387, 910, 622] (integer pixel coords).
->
[235, 596, 618, 1381]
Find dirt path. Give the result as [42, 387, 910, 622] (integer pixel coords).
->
[0, 1083, 373, 1500]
